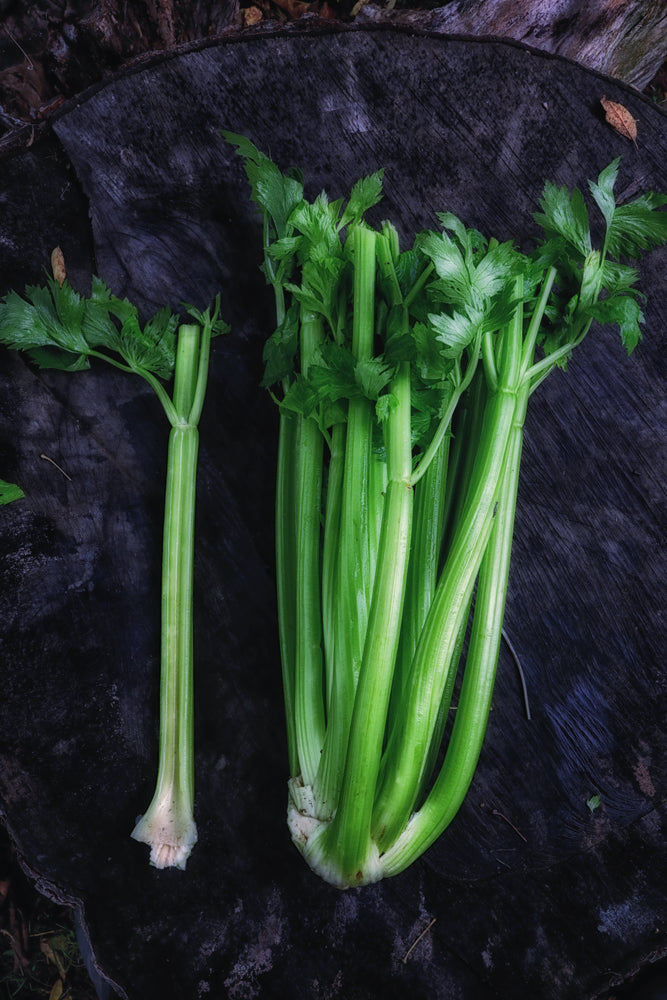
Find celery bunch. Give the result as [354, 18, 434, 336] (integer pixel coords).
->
[226, 135, 667, 887]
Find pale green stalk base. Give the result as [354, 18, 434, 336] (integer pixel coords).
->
[131, 786, 198, 871]
[287, 778, 385, 887]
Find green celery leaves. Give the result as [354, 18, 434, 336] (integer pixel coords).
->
[0, 274, 179, 383]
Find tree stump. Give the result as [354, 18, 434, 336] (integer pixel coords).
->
[0, 24, 666, 1000]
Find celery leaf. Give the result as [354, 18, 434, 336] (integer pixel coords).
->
[587, 158, 620, 231]
[587, 294, 645, 354]
[120, 307, 177, 379]
[534, 181, 592, 257]
[341, 170, 384, 226]
[223, 130, 304, 240]
[606, 191, 667, 259]
[0, 479, 24, 504]
[354, 357, 394, 401]
[0, 281, 89, 356]
[0, 276, 178, 380]
[261, 303, 300, 388]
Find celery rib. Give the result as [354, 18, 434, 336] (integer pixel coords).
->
[293, 311, 326, 787]
[132, 324, 209, 870]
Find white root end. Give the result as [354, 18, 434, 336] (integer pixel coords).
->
[287, 777, 385, 888]
[131, 796, 198, 871]
[147, 840, 195, 871]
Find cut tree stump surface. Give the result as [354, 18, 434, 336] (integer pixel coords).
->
[0, 24, 666, 1000]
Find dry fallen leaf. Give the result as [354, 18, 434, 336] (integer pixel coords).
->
[243, 5, 263, 25]
[601, 96, 638, 145]
[50, 246, 66, 287]
[48, 979, 64, 1000]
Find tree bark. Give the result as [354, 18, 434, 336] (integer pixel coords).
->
[357, 0, 667, 88]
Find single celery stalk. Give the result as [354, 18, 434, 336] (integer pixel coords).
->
[131, 322, 213, 870]
[293, 309, 326, 787]
[312, 226, 380, 820]
[0, 262, 225, 870]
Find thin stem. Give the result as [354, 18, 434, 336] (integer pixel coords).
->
[313, 226, 377, 816]
[525, 317, 594, 389]
[131, 420, 199, 869]
[322, 360, 413, 883]
[294, 310, 326, 787]
[404, 261, 435, 310]
[188, 322, 214, 426]
[89, 348, 177, 424]
[275, 410, 299, 775]
[410, 383, 461, 487]
[519, 266, 557, 378]
[410, 333, 482, 488]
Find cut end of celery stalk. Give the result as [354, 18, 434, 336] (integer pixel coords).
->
[131, 794, 198, 871]
[287, 777, 385, 888]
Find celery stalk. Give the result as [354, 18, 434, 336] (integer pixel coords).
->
[131, 324, 210, 869]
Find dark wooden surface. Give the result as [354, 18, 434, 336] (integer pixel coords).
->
[0, 25, 666, 1000]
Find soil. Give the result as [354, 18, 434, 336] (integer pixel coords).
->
[0, 0, 344, 146]
[0, 825, 99, 999]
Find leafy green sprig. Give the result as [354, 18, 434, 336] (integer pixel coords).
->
[530, 157, 667, 371]
[0, 274, 226, 424]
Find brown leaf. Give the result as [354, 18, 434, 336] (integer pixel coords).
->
[48, 979, 64, 1000]
[51, 246, 67, 287]
[601, 96, 638, 144]
[243, 5, 264, 24]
